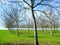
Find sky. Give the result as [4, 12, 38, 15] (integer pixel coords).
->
[0, 0, 60, 28]
[0, 0, 33, 28]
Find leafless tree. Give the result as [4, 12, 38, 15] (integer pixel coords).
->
[1, 2, 26, 36]
[1, 0, 60, 45]
[21, 0, 60, 45]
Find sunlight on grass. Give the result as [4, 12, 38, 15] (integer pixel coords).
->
[0, 30, 60, 45]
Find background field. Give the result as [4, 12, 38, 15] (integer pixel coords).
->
[0, 30, 60, 45]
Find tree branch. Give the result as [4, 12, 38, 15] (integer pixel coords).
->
[23, 0, 31, 7]
[33, 0, 43, 8]
[40, 4, 60, 8]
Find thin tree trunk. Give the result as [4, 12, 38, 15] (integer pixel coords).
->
[42, 26, 44, 32]
[16, 21, 19, 36]
[50, 23, 53, 36]
[54, 24, 56, 33]
[31, 6, 39, 45]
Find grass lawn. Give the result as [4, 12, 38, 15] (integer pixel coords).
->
[0, 30, 60, 45]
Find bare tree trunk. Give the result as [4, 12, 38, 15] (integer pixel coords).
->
[28, 27, 29, 33]
[16, 21, 19, 36]
[50, 22, 53, 36]
[31, 5, 39, 45]
[54, 24, 56, 33]
[41, 26, 44, 32]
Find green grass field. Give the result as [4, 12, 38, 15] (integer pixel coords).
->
[0, 30, 60, 45]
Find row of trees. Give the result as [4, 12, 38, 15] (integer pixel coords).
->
[0, 0, 60, 45]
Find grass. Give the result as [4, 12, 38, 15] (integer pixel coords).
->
[0, 30, 60, 45]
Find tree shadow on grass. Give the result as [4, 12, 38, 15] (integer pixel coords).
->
[0, 42, 34, 45]
[54, 34, 60, 37]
